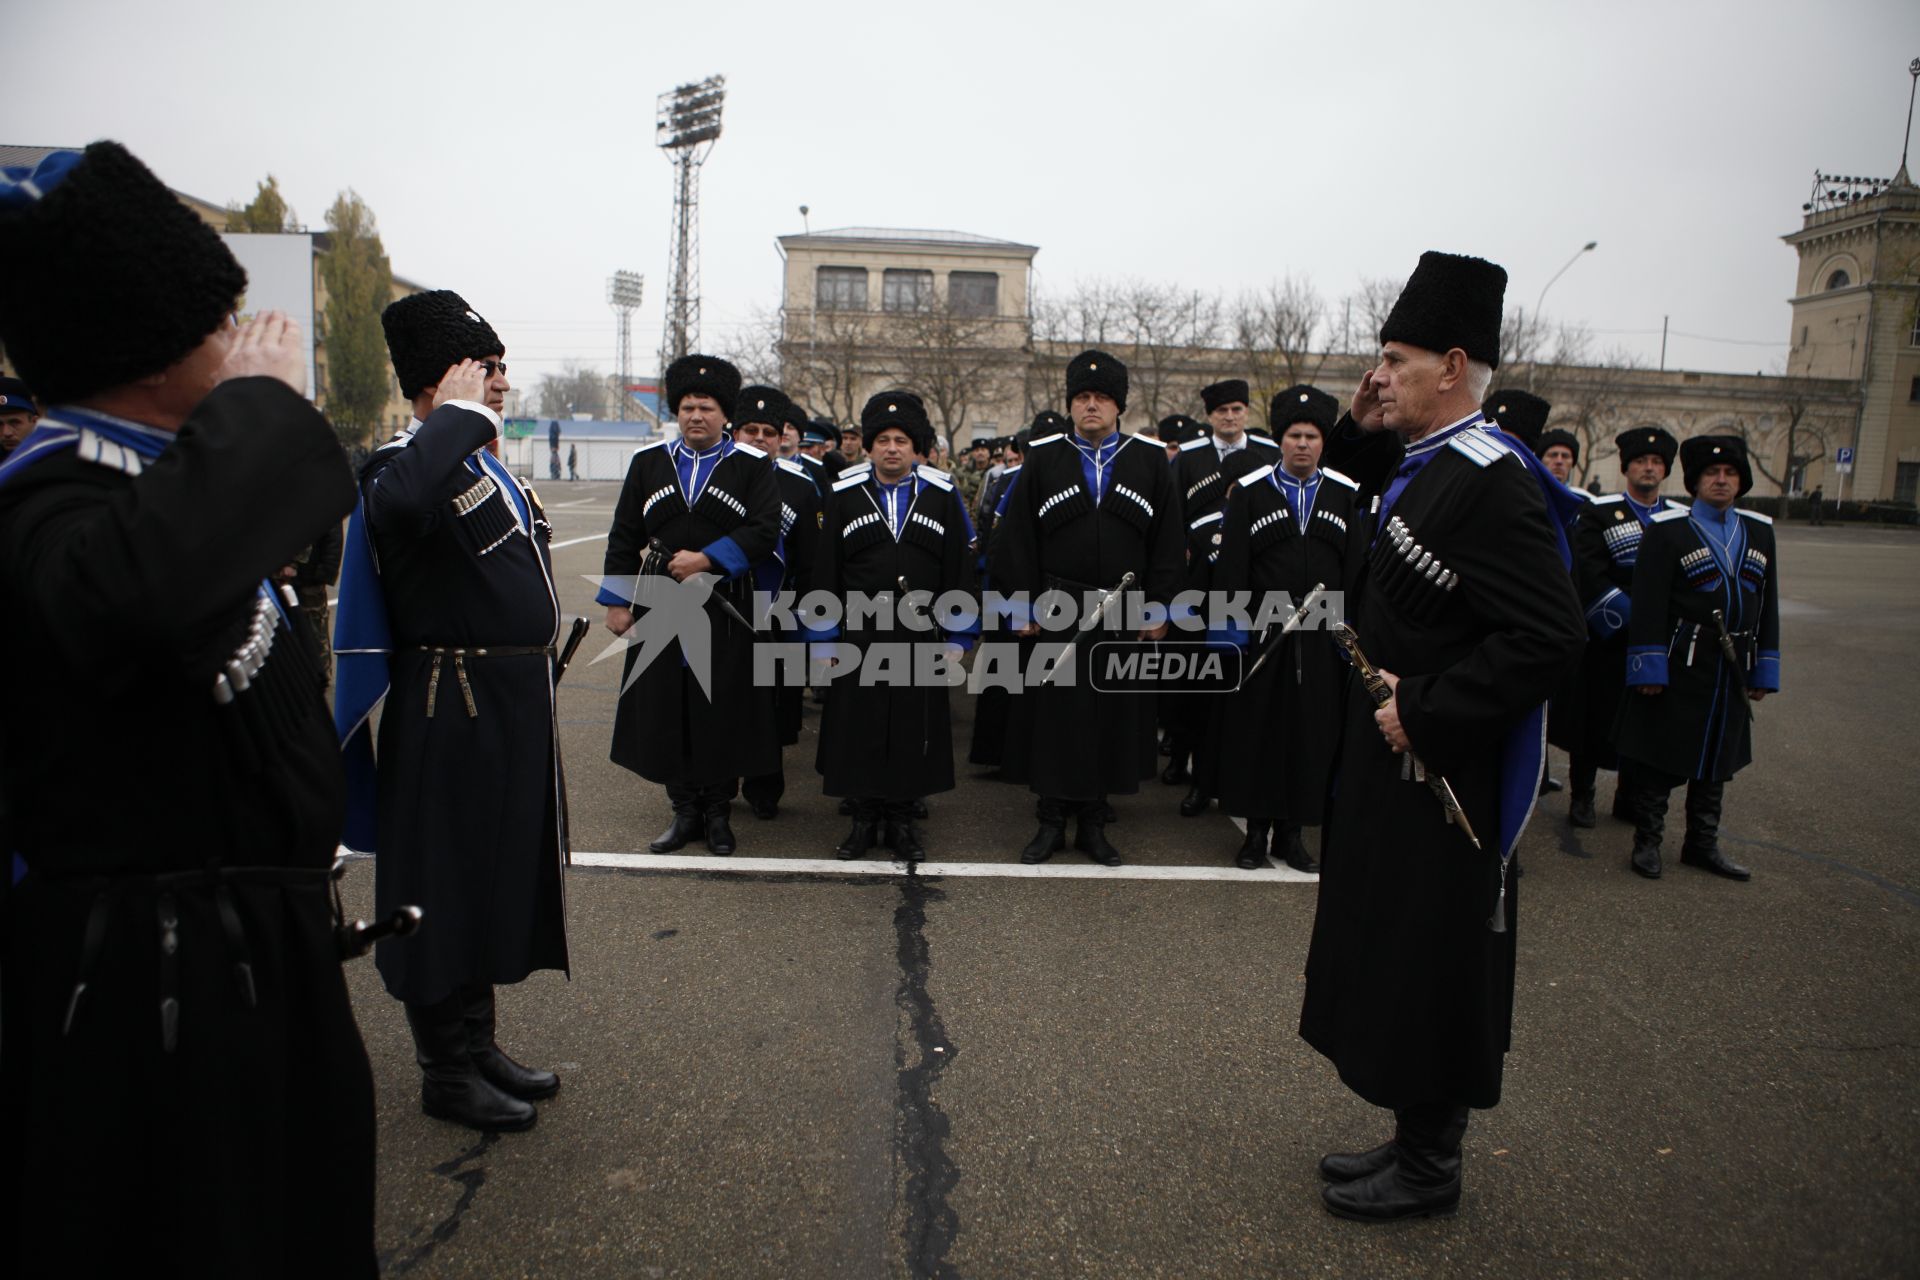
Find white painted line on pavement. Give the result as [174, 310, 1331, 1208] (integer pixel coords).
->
[569, 850, 1318, 883]
[550, 497, 598, 508]
[552, 532, 610, 549]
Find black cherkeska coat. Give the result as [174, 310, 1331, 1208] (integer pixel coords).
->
[0, 379, 377, 1277]
[1613, 505, 1781, 781]
[988, 429, 1186, 801]
[602, 438, 782, 785]
[813, 466, 976, 799]
[967, 461, 1022, 767]
[765, 455, 825, 747]
[360, 404, 570, 1007]
[1197, 463, 1370, 824]
[1569, 492, 1690, 770]
[1301, 423, 1584, 1111]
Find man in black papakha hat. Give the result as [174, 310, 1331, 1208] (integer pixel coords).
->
[0, 140, 376, 1276]
[732, 385, 827, 821]
[1194, 384, 1366, 873]
[600, 354, 782, 855]
[1612, 434, 1779, 883]
[1163, 377, 1280, 812]
[334, 288, 570, 1134]
[989, 350, 1185, 866]
[1564, 426, 1687, 826]
[812, 392, 978, 859]
[967, 424, 1034, 771]
[1305, 251, 1585, 1222]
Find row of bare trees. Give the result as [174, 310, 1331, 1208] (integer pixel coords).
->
[701, 274, 1853, 493]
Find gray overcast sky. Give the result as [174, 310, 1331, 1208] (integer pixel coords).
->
[11, 0, 1920, 390]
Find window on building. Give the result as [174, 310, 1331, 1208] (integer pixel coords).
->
[1910, 375, 1920, 402]
[1825, 268, 1851, 290]
[816, 266, 867, 312]
[882, 269, 934, 313]
[949, 271, 999, 317]
[1896, 462, 1920, 506]
[1910, 312, 1920, 347]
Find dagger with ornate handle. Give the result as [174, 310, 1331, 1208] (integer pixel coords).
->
[1330, 621, 1482, 853]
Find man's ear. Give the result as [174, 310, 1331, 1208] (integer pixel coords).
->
[1437, 348, 1469, 392]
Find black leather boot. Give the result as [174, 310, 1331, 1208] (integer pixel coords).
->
[704, 799, 737, 856]
[1161, 752, 1190, 785]
[885, 803, 926, 859]
[1235, 820, 1270, 870]
[1020, 824, 1064, 864]
[909, 798, 929, 820]
[836, 802, 879, 861]
[1280, 823, 1319, 873]
[1568, 788, 1597, 828]
[1320, 1139, 1396, 1183]
[464, 984, 560, 1101]
[1628, 774, 1666, 879]
[838, 796, 856, 816]
[406, 996, 536, 1132]
[1322, 1105, 1464, 1221]
[1178, 785, 1210, 818]
[1074, 813, 1122, 867]
[650, 783, 702, 853]
[1680, 780, 1749, 880]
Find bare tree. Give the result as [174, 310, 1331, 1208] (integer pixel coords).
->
[1731, 379, 1848, 496]
[778, 305, 870, 428]
[882, 300, 1024, 457]
[1335, 277, 1402, 355]
[536, 362, 610, 420]
[714, 306, 784, 394]
[1229, 276, 1329, 427]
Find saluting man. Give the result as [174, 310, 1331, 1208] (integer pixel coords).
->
[1164, 379, 1279, 805]
[601, 356, 781, 856]
[1566, 427, 1687, 826]
[813, 392, 978, 859]
[0, 140, 377, 1277]
[735, 385, 825, 820]
[1613, 435, 1779, 881]
[990, 350, 1185, 866]
[335, 290, 570, 1134]
[1303, 251, 1585, 1223]
[1200, 385, 1367, 872]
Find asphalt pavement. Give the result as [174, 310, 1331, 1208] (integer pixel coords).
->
[337, 484, 1920, 1278]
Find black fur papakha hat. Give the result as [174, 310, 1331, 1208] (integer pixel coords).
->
[1158, 413, 1203, 443]
[1201, 379, 1250, 413]
[1535, 429, 1580, 463]
[1029, 409, 1068, 436]
[1065, 349, 1128, 412]
[1270, 385, 1339, 434]
[1680, 434, 1753, 497]
[861, 390, 934, 456]
[1615, 426, 1678, 469]
[734, 384, 792, 430]
[663, 353, 741, 419]
[1482, 388, 1551, 452]
[1380, 250, 1508, 369]
[381, 290, 504, 400]
[0, 141, 248, 405]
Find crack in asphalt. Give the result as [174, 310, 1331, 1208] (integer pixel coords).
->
[894, 864, 962, 1280]
[381, 1134, 499, 1275]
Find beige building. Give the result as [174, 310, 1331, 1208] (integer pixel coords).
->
[775, 227, 1037, 446]
[1784, 168, 1920, 503]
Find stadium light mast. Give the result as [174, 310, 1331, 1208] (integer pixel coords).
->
[608, 270, 644, 420]
[656, 74, 726, 374]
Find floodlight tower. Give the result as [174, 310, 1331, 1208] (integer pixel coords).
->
[608, 270, 644, 419]
[656, 74, 726, 373]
